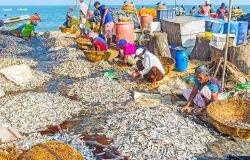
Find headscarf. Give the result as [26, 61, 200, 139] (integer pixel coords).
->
[116, 39, 127, 48]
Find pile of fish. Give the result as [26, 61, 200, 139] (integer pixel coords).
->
[53, 59, 92, 78]
[0, 70, 51, 93]
[41, 32, 75, 47]
[0, 57, 37, 69]
[158, 78, 188, 95]
[68, 77, 131, 104]
[225, 121, 250, 129]
[104, 106, 217, 159]
[48, 47, 83, 61]
[0, 92, 83, 133]
[0, 133, 94, 159]
[92, 60, 113, 71]
[0, 34, 34, 57]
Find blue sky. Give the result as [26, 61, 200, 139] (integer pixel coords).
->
[0, 0, 249, 5]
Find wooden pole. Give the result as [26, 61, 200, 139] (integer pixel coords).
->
[76, 0, 79, 24]
[175, 0, 177, 15]
[221, 0, 233, 91]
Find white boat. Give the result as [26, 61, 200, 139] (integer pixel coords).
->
[2, 8, 13, 11]
[17, 8, 28, 11]
[0, 15, 30, 31]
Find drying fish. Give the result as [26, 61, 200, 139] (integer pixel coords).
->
[53, 59, 92, 78]
[104, 106, 217, 160]
[41, 32, 75, 47]
[0, 70, 51, 93]
[0, 34, 34, 57]
[0, 57, 37, 69]
[68, 77, 131, 104]
[92, 60, 113, 71]
[158, 77, 187, 95]
[0, 133, 95, 160]
[0, 92, 84, 134]
[49, 47, 83, 61]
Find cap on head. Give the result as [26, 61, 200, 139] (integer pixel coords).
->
[69, 7, 74, 12]
[205, 0, 211, 5]
[134, 48, 144, 59]
[116, 39, 127, 48]
[195, 64, 209, 76]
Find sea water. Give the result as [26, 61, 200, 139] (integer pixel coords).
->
[0, 5, 250, 32]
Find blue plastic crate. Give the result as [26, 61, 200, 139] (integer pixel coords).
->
[237, 21, 248, 46]
[157, 9, 176, 21]
[224, 21, 248, 46]
[205, 19, 225, 34]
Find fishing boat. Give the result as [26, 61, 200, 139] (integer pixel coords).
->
[0, 15, 30, 31]
[17, 8, 28, 11]
[2, 8, 13, 12]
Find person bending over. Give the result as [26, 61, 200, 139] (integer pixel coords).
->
[116, 39, 137, 65]
[181, 65, 223, 115]
[131, 48, 165, 85]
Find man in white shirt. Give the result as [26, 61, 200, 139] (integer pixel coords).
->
[131, 48, 165, 85]
[80, 0, 88, 26]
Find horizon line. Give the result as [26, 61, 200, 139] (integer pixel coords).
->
[0, 4, 250, 6]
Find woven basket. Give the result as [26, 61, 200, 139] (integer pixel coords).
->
[19, 141, 84, 160]
[85, 50, 111, 62]
[0, 146, 24, 160]
[60, 27, 77, 34]
[207, 99, 250, 140]
[75, 38, 91, 46]
[159, 57, 175, 75]
[76, 38, 92, 50]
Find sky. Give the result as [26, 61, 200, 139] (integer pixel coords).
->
[0, 0, 249, 6]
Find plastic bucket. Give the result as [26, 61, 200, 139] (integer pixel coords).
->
[174, 47, 188, 72]
[140, 14, 153, 30]
[115, 22, 134, 44]
[169, 45, 177, 58]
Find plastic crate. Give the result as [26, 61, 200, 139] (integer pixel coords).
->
[157, 9, 176, 21]
[205, 19, 225, 34]
[236, 21, 248, 46]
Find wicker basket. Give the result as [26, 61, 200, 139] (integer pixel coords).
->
[19, 141, 84, 160]
[75, 38, 91, 45]
[76, 38, 92, 50]
[207, 99, 250, 140]
[60, 27, 77, 34]
[85, 50, 111, 62]
[159, 57, 175, 75]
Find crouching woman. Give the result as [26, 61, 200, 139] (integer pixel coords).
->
[181, 65, 223, 115]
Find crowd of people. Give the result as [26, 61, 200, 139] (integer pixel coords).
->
[175, 0, 243, 20]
